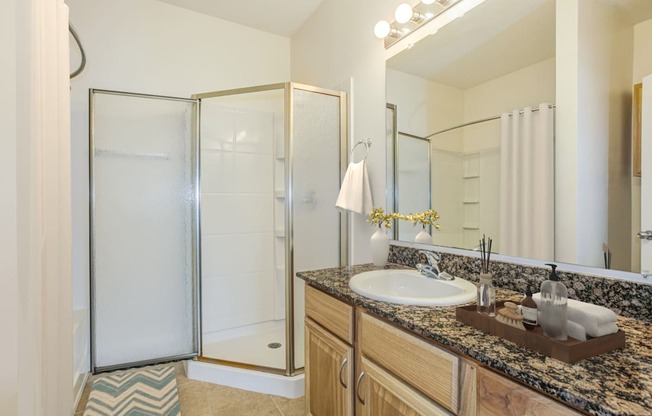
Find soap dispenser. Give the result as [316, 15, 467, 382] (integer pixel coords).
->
[539, 263, 568, 340]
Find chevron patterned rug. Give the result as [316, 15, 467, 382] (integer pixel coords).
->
[83, 366, 181, 416]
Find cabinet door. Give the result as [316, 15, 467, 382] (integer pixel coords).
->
[305, 318, 353, 416]
[357, 357, 452, 416]
[477, 367, 582, 416]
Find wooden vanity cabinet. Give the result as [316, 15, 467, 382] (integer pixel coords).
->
[304, 285, 583, 416]
[305, 286, 453, 415]
[305, 319, 353, 415]
[305, 286, 355, 416]
[476, 367, 582, 416]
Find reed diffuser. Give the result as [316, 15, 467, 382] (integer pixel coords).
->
[477, 235, 496, 316]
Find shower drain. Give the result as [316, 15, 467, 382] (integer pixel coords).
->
[267, 342, 282, 349]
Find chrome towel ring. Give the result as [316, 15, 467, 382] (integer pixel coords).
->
[351, 138, 372, 162]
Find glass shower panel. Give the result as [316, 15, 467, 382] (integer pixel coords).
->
[198, 88, 287, 370]
[397, 135, 431, 242]
[291, 87, 344, 371]
[91, 91, 198, 371]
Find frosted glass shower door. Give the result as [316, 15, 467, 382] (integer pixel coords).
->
[291, 85, 346, 372]
[90, 90, 199, 372]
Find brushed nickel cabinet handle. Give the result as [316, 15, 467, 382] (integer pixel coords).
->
[338, 357, 348, 389]
[637, 230, 652, 240]
[355, 371, 366, 405]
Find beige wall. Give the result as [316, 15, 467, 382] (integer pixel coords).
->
[556, 0, 635, 269]
[0, 0, 18, 413]
[631, 18, 652, 270]
[291, 0, 389, 263]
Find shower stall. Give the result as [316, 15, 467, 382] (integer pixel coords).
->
[89, 83, 347, 392]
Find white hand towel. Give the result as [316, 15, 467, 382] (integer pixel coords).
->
[533, 293, 617, 337]
[335, 161, 373, 215]
[567, 320, 587, 341]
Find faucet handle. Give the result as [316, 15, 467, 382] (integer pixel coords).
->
[418, 250, 440, 264]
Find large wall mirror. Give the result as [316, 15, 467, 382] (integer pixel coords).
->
[386, 0, 652, 275]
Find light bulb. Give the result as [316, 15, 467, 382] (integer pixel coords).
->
[374, 20, 391, 39]
[395, 3, 414, 24]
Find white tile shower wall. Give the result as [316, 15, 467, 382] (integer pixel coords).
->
[201, 152, 235, 194]
[202, 273, 275, 332]
[201, 107, 277, 334]
[479, 149, 500, 248]
[431, 149, 463, 248]
[273, 112, 286, 321]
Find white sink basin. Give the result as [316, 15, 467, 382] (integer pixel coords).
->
[349, 269, 476, 306]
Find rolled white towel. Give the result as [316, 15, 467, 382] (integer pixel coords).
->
[587, 321, 619, 338]
[532, 293, 617, 330]
[536, 315, 617, 340]
[567, 320, 587, 341]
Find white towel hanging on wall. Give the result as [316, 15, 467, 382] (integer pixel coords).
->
[335, 160, 373, 215]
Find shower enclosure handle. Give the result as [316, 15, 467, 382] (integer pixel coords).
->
[338, 357, 348, 388]
[355, 371, 366, 405]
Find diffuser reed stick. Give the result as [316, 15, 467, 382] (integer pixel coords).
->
[477, 234, 495, 316]
[479, 234, 493, 274]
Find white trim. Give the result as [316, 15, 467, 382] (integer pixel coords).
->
[73, 372, 90, 413]
[186, 361, 304, 399]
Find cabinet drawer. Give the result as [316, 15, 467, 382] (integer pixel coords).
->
[477, 367, 582, 416]
[305, 285, 354, 343]
[359, 312, 459, 413]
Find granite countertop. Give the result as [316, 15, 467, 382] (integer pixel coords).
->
[297, 264, 652, 416]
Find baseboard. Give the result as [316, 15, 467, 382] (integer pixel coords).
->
[72, 371, 89, 414]
[186, 360, 304, 399]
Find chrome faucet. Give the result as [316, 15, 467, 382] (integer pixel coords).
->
[417, 250, 454, 281]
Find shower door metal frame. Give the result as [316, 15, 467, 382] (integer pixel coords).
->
[88, 88, 201, 373]
[192, 82, 348, 377]
[285, 82, 349, 377]
[389, 103, 433, 240]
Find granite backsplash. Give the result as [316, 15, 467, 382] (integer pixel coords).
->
[388, 244, 652, 324]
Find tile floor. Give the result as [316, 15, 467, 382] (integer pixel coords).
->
[75, 361, 305, 416]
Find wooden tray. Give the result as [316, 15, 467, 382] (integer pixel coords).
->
[455, 302, 626, 363]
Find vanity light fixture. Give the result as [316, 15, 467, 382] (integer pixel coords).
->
[374, 20, 402, 39]
[375, 0, 458, 44]
[421, 0, 451, 6]
[395, 3, 427, 24]
[375, 0, 486, 51]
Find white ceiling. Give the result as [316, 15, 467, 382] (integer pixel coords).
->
[154, 0, 325, 37]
